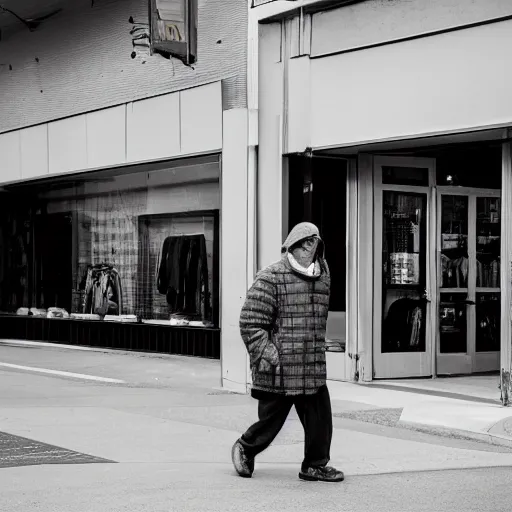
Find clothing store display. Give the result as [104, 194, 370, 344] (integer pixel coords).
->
[409, 307, 422, 347]
[70, 313, 101, 321]
[387, 218, 412, 252]
[441, 253, 468, 288]
[104, 314, 138, 323]
[29, 308, 47, 318]
[477, 259, 500, 288]
[389, 252, 419, 285]
[157, 234, 209, 318]
[4, 228, 29, 311]
[82, 264, 123, 317]
[383, 297, 423, 351]
[47, 307, 69, 319]
[170, 314, 190, 326]
[476, 297, 500, 351]
[141, 319, 172, 326]
[188, 320, 214, 328]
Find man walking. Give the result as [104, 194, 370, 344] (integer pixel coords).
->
[231, 222, 344, 483]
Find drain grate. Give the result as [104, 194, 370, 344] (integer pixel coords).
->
[0, 431, 115, 469]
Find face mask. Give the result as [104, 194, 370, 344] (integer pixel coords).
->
[291, 237, 319, 268]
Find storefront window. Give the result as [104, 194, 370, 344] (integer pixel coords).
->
[440, 195, 468, 289]
[475, 197, 500, 353]
[476, 293, 500, 352]
[138, 213, 216, 324]
[439, 293, 467, 354]
[476, 197, 500, 288]
[381, 191, 427, 353]
[0, 160, 220, 328]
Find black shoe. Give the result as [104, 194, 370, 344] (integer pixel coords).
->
[231, 439, 254, 478]
[299, 465, 344, 482]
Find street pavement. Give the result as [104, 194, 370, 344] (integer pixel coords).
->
[1, 341, 512, 511]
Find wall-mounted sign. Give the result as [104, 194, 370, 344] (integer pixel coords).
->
[149, 0, 197, 65]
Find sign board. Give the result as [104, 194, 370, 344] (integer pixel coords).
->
[149, 0, 197, 64]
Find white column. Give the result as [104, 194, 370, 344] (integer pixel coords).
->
[221, 109, 250, 393]
[500, 138, 512, 405]
[346, 158, 360, 380]
[357, 153, 374, 382]
[257, 23, 285, 269]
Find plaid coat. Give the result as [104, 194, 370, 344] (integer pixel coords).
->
[240, 224, 330, 396]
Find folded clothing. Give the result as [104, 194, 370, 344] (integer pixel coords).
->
[47, 307, 69, 319]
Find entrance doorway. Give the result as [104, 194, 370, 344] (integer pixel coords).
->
[373, 153, 501, 379]
[287, 155, 347, 350]
[437, 189, 501, 375]
[373, 157, 436, 379]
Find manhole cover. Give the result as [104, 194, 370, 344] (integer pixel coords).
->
[0, 431, 115, 469]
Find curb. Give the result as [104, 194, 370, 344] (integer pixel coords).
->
[0, 339, 218, 363]
[398, 419, 512, 449]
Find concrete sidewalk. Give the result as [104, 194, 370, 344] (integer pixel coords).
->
[327, 378, 512, 447]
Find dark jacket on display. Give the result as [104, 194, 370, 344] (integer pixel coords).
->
[83, 264, 123, 316]
[239, 223, 330, 396]
[157, 234, 209, 318]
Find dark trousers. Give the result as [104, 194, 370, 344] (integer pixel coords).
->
[239, 385, 333, 471]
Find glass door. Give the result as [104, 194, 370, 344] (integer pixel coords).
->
[373, 157, 435, 379]
[474, 195, 501, 372]
[436, 189, 501, 375]
[437, 193, 471, 374]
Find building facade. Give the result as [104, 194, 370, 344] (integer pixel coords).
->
[0, 0, 253, 377]
[219, 0, 512, 402]
[3, 0, 512, 404]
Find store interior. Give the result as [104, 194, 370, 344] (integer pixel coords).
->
[0, 157, 220, 329]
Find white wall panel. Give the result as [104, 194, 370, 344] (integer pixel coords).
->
[0, 82, 224, 186]
[311, 20, 512, 149]
[48, 115, 87, 174]
[258, 22, 285, 270]
[221, 108, 249, 392]
[86, 106, 126, 169]
[180, 82, 223, 155]
[286, 56, 311, 153]
[20, 125, 49, 179]
[126, 93, 181, 163]
[0, 131, 21, 182]
[312, 0, 512, 57]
